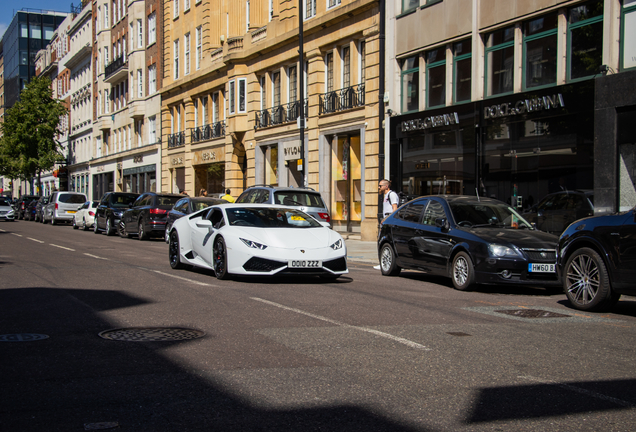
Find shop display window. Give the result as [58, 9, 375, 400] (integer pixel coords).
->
[331, 135, 361, 224]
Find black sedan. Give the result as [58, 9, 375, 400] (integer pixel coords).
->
[558, 207, 636, 311]
[94, 192, 140, 236]
[522, 190, 594, 234]
[119, 192, 181, 240]
[164, 196, 228, 242]
[378, 195, 560, 290]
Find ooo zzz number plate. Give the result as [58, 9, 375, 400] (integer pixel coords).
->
[528, 263, 555, 273]
[288, 260, 322, 268]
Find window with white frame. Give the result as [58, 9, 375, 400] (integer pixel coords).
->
[137, 19, 143, 48]
[174, 0, 179, 18]
[148, 64, 157, 93]
[104, 89, 109, 113]
[184, 33, 190, 75]
[202, 96, 208, 124]
[325, 52, 334, 92]
[149, 116, 156, 143]
[128, 125, 132, 150]
[359, 41, 366, 84]
[269, 0, 274, 21]
[213, 92, 219, 122]
[148, 12, 156, 45]
[137, 69, 143, 98]
[174, 39, 180, 79]
[104, 46, 109, 67]
[305, 0, 316, 19]
[327, 0, 341, 9]
[342, 46, 350, 88]
[194, 99, 198, 128]
[229, 80, 236, 114]
[272, 71, 281, 107]
[288, 66, 297, 102]
[238, 78, 246, 112]
[185, 0, 190, 11]
[104, 4, 109, 28]
[177, 105, 181, 132]
[97, 6, 101, 31]
[196, 26, 202, 70]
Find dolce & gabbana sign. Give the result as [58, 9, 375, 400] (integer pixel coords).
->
[400, 112, 460, 133]
[484, 94, 564, 119]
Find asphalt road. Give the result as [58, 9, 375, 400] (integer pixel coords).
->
[1, 219, 636, 432]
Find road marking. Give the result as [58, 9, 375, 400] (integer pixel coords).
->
[251, 297, 431, 351]
[11, 233, 22, 237]
[518, 376, 634, 407]
[151, 270, 213, 287]
[0, 228, 5, 232]
[27, 237, 45, 243]
[50, 244, 75, 251]
[84, 253, 108, 260]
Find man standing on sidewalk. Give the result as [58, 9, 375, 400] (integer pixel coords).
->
[379, 179, 399, 218]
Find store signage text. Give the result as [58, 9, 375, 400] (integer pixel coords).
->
[484, 94, 565, 119]
[400, 112, 460, 133]
[283, 141, 302, 161]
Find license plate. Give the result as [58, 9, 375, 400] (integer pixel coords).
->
[288, 260, 322, 268]
[67, 210, 77, 214]
[528, 263, 555, 273]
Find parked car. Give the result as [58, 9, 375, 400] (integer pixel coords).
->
[72, 201, 99, 231]
[377, 195, 560, 291]
[119, 192, 182, 240]
[43, 191, 88, 225]
[0, 199, 16, 221]
[558, 207, 636, 311]
[522, 190, 594, 235]
[24, 199, 38, 221]
[236, 186, 331, 226]
[93, 192, 139, 236]
[34, 196, 50, 223]
[165, 196, 228, 242]
[168, 204, 347, 280]
[16, 195, 40, 220]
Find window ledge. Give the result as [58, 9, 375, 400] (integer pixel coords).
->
[420, 0, 443, 11]
[396, 8, 417, 19]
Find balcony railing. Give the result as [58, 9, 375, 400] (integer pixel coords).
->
[255, 99, 308, 130]
[105, 55, 127, 80]
[190, 121, 225, 143]
[319, 84, 365, 115]
[167, 132, 186, 148]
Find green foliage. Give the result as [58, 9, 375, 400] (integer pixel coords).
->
[0, 76, 68, 181]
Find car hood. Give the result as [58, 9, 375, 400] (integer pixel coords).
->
[232, 227, 340, 249]
[463, 227, 558, 249]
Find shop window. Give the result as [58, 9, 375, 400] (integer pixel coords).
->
[485, 26, 514, 97]
[622, 0, 636, 70]
[426, 48, 445, 108]
[524, 12, 558, 89]
[331, 135, 362, 226]
[401, 56, 419, 113]
[453, 40, 471, 103]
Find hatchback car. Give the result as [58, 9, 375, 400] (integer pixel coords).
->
[43, 192, 88, 225]
[558, 207, 636, 311]
[523, 190, 594, 235]
[378, 195, 560, 291]
[72, 201, 99, 230]
[165, 196, 228, 242]
[93, 192, 140, 236]
[236, 186, 331, 226]
[119, 192, 182, 240]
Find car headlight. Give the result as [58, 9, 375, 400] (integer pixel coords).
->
[240, 238, 268, 250]
[488, 244, 521, 258]
[330, 239, 343, 250]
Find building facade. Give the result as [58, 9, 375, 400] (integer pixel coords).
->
[386, 0, 636, 216]
[161, 0, 383, 239]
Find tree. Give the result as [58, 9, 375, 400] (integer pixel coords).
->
[0, 76, 68, 192]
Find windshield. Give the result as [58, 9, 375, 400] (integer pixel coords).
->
[226, 207, 322, 228]
[450, 202, 533, 229]
[273, 191, 326, 208]
[110, 194, 138, 208]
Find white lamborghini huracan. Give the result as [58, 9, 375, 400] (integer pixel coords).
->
[168, 204, 348, 280]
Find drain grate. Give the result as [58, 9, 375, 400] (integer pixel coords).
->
[98, 327, 205, 342]
[495, 309, 570, 318]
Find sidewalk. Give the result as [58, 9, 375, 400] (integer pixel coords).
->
[342, 235, 379, 265]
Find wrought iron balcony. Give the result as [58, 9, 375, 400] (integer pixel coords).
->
[319, 84, 365, 115]
[167, 132, 186, 148]
[255, 99, 308, 130]
[190, 121, 226, 143]
[104, 55, 128, 83]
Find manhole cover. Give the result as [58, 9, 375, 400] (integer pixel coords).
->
[98, 327, 205, 342]
[0, 334, 49, 342]
[495, 309, 570, 318]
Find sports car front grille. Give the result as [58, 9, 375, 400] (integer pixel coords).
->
[243, 257, 286, 272]
[522, 249, 556, 262]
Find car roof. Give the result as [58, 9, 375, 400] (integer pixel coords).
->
[244, 185, 319, 193]
[417, 195, 506, 205]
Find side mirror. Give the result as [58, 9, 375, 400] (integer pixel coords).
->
[435, 217, 450, 231]
[196, 219, 213, 229]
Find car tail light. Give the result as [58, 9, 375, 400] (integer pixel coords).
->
[318, 212, 330, 223]
[149, 208, 167, 215]
[89, 211, 95, 216]
[55, 203, 59, 210]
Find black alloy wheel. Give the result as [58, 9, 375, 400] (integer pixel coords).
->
[118, 221, 130, 238]
[451, 251, 475, 291]
[138, 220, 147, 240]
[169, 231, 186, 269]
[213, 237, 230, 280]
[563, 247, 620, 311]
[105, 217, 114, 236]
[379, 243, 401, 276]
[93, 218, 100, 234]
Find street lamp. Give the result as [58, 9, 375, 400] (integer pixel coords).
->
[298, 0, 306, 187]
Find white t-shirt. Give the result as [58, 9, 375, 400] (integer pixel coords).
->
[383, 190, 399, 215]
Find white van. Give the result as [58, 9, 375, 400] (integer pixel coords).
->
[43, 191, 88, 225]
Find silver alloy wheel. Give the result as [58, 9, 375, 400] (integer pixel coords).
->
[565, 253, 600, 306]
[453, 255, 469, 286]
[380, 246, 393, 273]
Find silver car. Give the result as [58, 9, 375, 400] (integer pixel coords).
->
[0, 198, 16, 221]
[235, 186, 331, 226]
[43, 191, 88, 225]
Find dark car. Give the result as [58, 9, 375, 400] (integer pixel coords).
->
[558, 207, 636, 312]
[523, 190, 594, 235]
[236, 186, 331, 226]
[119, 192, 182, 240]
[24, 199, 39, 221]
[378, 195, 560, 291]
[164, 196, 228, 242]
[93, 192, 140, 236]
[16, 195, 40, 220]
[34, 195, 50, 223]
